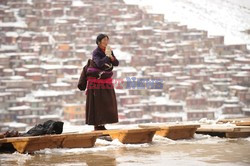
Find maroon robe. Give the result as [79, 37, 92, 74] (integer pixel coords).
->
[85, 46, 119, 125]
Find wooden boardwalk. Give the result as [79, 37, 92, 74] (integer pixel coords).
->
[139, 123, 200, 140]
[217, 118, 250, 125]
[196, 124, 250, 138]
[102, 128, 159, 144]
[0, 132, 102, 154]
[0, 128, 159, 153]
[1, 120, 250, 154]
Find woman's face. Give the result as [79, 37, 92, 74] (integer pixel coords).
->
[99, 37, 109, 48]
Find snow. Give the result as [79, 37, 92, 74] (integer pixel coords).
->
[152, 112, 185, 118]
[229, 85, 248, 91]
[51, 82, 71, 87]
[112, 48, 132, 63]
[32, 90, 74, 97]
[8, 105, 30, 111]
[27, 0, 33, 5]
[125, 0, 250, 48]
[39, 115, 61, 119]
[40, 64, 63, 70]
[3, 121, 28, 128]
[25, 72, 42, 76]
[54, 19, 68, 24]
[16, 115, 39, 119]
[72, 0, 91, 7]
[35, 137, 149, 155]
[0, 92, 12, 96]
[0, 22, 27, 28]
[5, 32, 19, 37]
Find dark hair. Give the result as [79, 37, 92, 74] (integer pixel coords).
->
[96, 33, 109, 45]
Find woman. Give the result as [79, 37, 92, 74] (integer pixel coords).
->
[85, 34, 119, 130]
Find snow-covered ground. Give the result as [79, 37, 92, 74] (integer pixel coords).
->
[124, 0, 250, 48]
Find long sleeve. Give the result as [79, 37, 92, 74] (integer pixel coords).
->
[92, 51, 110, 68]
[110, 51, 119, 66]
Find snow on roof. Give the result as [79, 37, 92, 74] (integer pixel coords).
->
[19, 31, 36, 37]
[229, 85, 248, 91]
[5, 32, 19, 37]
[114, 89, 128, 94]
[207, 97, 225, 101]
[222, 104, 241, 107]
[185, 109, 216, 113]
[0, 92, 12, 96]
[113, 48, 132, 63]
[40, 64, 63, 70]
[152, 112, 186, 118]
[178, 82, 192, 86]
[0, 22, 27, 28]
[242, 108, 250, 112]
[241, 65, 250, 70]
[39, 114, 61, 119]
[3, 121, 28, 128]
[124, 109, 142, 113]
[162, 72, 174, 77]
[23, 64, 40, 68]
[117, 66, 137, 73]
[16, 115, 39, 119]
[14, 68, 29, 72]
[26, 72, 42, 76]
[17, 96, 43, 102]
[114, 13, 138, 19]
[218, 114, 245, 119]
[3, 68, 14, 72]
[235, 57, 250, 62]
[119, 95, 141, 99]
[9, 75, 25, 80]
[33, 90, 74, 97]
[55, 19, 68, 24]
[63, 65, 78, 69]
[8, 105, 30, 111]
[186, 64, 206, 69]
[149, 96, 184, 105]
[233, 71, 250, 77]
[72, 0, 91, 7]
[0, 45, 18, 51]
[63, 103, 84, 106]
[131, 26, 153, 31]
[51, 82, 71, 87]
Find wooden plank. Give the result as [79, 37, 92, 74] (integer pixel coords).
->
[196, 124, 250, 138]
[11, 135, 64, 153]
[236, 121, 250, 126]
[197, 125, 250, 132]
[61, 132, 102, 148]
[0, 132, 103, 153]
[196, 125, 235, 132]
[232, 126, 250, 132]
[102, 128, 159, 144]
[217, 118, 250, 124]
[139, 124, 200, 140]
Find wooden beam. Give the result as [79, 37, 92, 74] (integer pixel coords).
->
[102, 128, 159, 144]
[139, 123, 200, 140]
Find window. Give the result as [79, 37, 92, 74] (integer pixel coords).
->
[32, 103, 37, 108]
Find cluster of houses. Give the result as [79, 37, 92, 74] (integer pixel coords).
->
[0, 0, 250, 132]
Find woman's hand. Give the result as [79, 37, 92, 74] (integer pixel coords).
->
[105, 46, 112, 58]
[110, 56, 115, 61]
